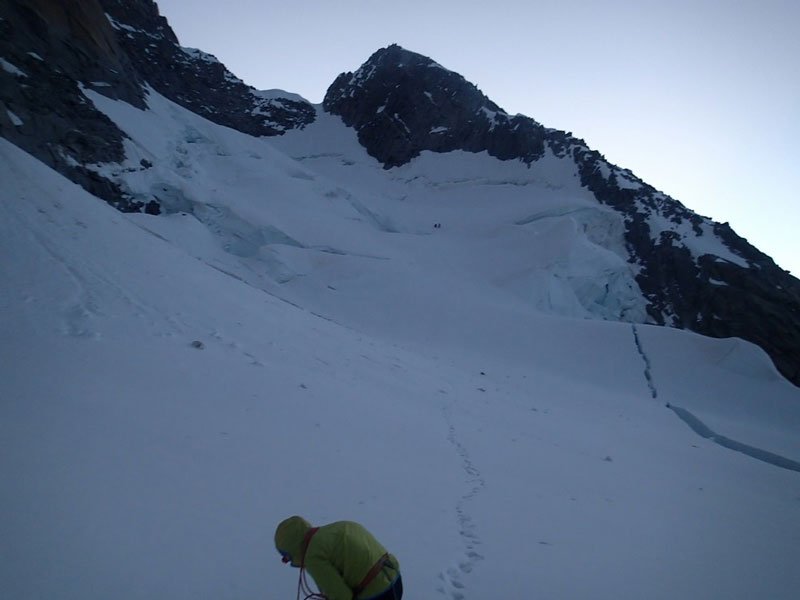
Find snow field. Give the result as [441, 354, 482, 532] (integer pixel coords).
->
[2, 81, 800, 600]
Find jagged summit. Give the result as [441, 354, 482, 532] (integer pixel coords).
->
[362, 43, 452, 71]
[323, 44, 546, 167]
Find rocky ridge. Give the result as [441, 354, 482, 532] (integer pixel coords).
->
[0, 0, 141, 208]
[100, 0, 314, 138]
[324, 44, 547, 168]
[0, 0, 314, 211]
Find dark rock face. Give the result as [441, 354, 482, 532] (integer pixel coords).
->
[324, 45, 800, 386]
[99, 0, 315, 137]
[0, 0, 144, 210]
[1, 0, 314, 212]
[324, 44, 546, 167]
[564, 137, 800, 386]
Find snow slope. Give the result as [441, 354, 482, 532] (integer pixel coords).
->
[2, 86, 800, 600]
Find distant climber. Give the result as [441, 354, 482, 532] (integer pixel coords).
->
[275, 516, 402, 600]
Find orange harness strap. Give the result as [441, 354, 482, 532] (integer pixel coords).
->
[352, 553, 391, 599]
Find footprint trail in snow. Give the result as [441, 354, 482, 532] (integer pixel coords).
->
[439, 403, 486, 600]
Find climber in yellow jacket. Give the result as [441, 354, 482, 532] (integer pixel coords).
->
[275, 516, 402, 600]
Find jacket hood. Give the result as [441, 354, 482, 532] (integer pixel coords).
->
[274, 515, 312, 568]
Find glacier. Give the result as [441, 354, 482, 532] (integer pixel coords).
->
[1, 81, 799, 600]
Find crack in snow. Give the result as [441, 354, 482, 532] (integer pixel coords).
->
[631, 324, 657, 399]
[633, 325, 800, 474]
[667, 404, 800, 474]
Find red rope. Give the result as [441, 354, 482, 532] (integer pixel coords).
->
[295, 528, 326, 600]
[297, 566, 326, 600]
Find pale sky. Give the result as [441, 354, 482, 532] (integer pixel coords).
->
[155, 0, 799, 276]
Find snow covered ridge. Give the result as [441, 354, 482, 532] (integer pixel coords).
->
[105, 12, 163, 40]
[179, 46, 221, 65]
[252, 88, 309, 104]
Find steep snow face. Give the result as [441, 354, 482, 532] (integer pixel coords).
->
[4, 19, 800, 599]
[73, 85, 800, 439]
[3, 124, 800, 600]
[4, 44, 800, 600]
[82, 85, 648, 329]
[642, 193, 748, 268]
[385, 150, 648, 322]
[265, 109, 648, 324]
[0, 137, 463, 600]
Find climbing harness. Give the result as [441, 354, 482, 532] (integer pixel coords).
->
[293, 529, 398, 600]
[352, 552, 391, 598]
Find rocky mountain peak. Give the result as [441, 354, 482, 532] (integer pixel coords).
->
[323, 44, 546, 167]
[348, 43, 465, 85]
[326, 45, 800, 385]
[360, 43, 445, 69]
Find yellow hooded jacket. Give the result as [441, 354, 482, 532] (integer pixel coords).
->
[275, 516, 400, 600]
